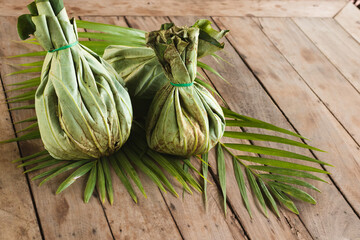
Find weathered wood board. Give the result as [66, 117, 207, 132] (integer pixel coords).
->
[0, 2, 360, 239]
[0, 0, 348, 17]
[335, 2, 360, 43]
[213, 16, 360, 240]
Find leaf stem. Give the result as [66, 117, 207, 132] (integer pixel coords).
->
[219, 142, 261, 178]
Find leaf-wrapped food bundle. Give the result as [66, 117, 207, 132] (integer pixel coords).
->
[17, 0, 133, 160]
[103, 20, 228, 118]
[145, 25, 225, 157]
[193, 19, 229, 59]
[103, 46, 163, 117]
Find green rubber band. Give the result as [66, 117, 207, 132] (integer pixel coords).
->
[48, 41, 79, 53]
[170, 82, 193, 87]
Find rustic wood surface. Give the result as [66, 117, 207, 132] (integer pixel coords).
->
[0, 1, 360, 240]
[0, 0, 349, 17]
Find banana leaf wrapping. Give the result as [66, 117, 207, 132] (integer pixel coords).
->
[145, 25, 225, 157]
[17, 0, 133, 160]
[103, 20, 228, 117]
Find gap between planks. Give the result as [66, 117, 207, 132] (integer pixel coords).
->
[123, 16, 247, 240]
[255, 16, 360, 217]
[335, 2, 360, 43]
[0, 72, 43, 240]
[1, 12, 358, 240]
[81, 15, 247, 240]
[212, 16, 360, 239]
[78, 16, 185, 240]
[0, 0, 348, 18]
[169, 16, 314, 240]
[1, 16, 148, 240]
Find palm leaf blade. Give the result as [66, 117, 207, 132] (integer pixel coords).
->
[269, 182, 316, 204]
[246, 168, 267, 216]
[109, 156, 138, 203]
[223, 107, 305, 139]
[102, 158, 114, 204]
[56, 161, 95, 194]
[116, 150, 146, 197]
[248, 166, 327, 183]
[84, 164, 97, 203]
[258, 178, 280, 217]
[224, 143, 330, 166]
[269, 185, 299, 214]
[217, 143, 227, 215]
[224, 131, 323, 152]
[260, 174, 320, 192]
[97, 159, 106, 203]
[40, 160, 89, 186]
[233, 157, 252, 217]
[237, 155, 328, 174]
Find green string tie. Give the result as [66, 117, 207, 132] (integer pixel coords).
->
[48, 41, 79, 53]
[170, 82, 193, 87]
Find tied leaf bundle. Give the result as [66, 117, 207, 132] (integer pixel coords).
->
[103, 20, 228, 118]
[17, 0, 133, 160]
[145, 24, 225, 157]
[194, 19, 229, 58]
[4, 13, 331, 216]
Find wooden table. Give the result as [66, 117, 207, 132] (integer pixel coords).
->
[1, 1, 360, 239]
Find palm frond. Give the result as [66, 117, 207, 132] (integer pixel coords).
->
[213, 107, 329, 216]
[1, 19, 330, 217]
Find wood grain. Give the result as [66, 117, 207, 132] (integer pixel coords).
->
[335, 2, 360, 43]
[80, 16, 184, 240]
[257, 17, 360, 214]
[170, 16, 314, 240]
[160, 160, 246, 240]
[0, 0, 347, 17]
[0, 74, 41, 239]
[213, 16, 360, 240]
[102, 168, 184, 240]
[293, 18, 360, 96]
[1, 4, 360, 239]
[0, 16, 114, 240]
[125, 16, 247, 240]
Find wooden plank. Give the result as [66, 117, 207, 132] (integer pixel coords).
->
[212, 16, 360, 240]
[137, 15, 314, 240]
[104, 168, 184, 240]
[293, 18, 360, 95]
[171, 16, 315, 240]
[125, 16, 247, 240]
[80, 16, 184, 240]
[257, 17, 360, 214]
[0, 16, 114, 240]
[0, 83, 41, 238]
[160, 160, 246, 240]
[0, 0, 347, 17]
[335, 2, 360, 43]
